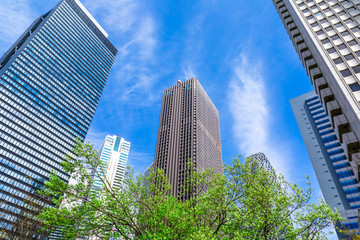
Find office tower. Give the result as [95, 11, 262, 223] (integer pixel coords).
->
[246, 152, 274, 173]
[0, 0, 117, 234]
[154, 78, 222, 200]
[291, 91, 359, 233]
[92, 135, 131, 191]
[272, 0, 360, 171]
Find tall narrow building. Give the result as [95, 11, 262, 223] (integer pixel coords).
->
[0, 0, 117, 234]
[92, 135, 131, 191]
[154, 78, 222, 200]
[272, 0, 360, 233]
[291, 92, 359, 233]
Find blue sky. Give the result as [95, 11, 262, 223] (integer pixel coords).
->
[1, 0, 327, 207]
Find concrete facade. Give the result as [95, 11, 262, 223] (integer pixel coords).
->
[291, 92, 359, 232]
[272, 0, 360, 175]
[154, 78, 222, 200]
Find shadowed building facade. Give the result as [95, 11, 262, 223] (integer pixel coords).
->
[154, 78, 222, 200]
[0, 0, 117, 236]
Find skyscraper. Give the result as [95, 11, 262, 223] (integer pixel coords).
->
[154, 78, 222, 200]
[0, 0, 117, 233]
[291, 92, 359, 233]
[246, 152, 275, 173]
[272, 0, 360, 164]
[92, 135, 131, 191]
[272, 0, 360, 233]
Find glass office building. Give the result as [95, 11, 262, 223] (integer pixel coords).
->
[0, 0, 117, 234]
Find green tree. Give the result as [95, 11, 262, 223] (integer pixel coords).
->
[39, 139, 342, 239]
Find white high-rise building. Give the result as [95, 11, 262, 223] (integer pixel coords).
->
[92, 135, 131, 191]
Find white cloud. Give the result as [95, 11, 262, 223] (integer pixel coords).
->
[85, 129, 109, 150]
[127, 151, 154, 174]
[0, 0, 35, 48]
[83, 0, 158, 105]
[182, 65, 197, 81]
[228, 53, 293, 178]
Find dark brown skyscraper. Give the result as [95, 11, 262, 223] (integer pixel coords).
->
[154, 78, 222, 200]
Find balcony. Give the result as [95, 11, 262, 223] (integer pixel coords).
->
[314, 77, 327, 94]
[326, 99, 341, 124]
[342, 131, 359, 162]
[320, 87, 334, 106]
[334, 114, 350, 142]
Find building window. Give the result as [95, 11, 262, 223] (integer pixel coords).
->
[349, 83, 360, 92]
[344, 54, 355, 60]
[331, 34, 340, 40]
[328, 47, 336, 54]
[341, 69, 352, 77]
[348, 40, 357, 46]
[341, 31, 350, 37]
[352, 66, 360, 74]
[312, 22, 319, 27]
[334, 58, 343, 64]
[338, 44, 347, 50]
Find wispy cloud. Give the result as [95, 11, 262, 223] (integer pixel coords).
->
[127, 151, 154, 174]
[0, 0, 35, 51]
[84, 129, 109, 150]
[83, 0, 158, 105]
[228, 53, 293, 178]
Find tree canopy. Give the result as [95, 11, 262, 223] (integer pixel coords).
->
[39, 139, 342, 239]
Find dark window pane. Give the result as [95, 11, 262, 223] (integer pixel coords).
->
[307, 15, 314, 20]
[322, 38, 330, 44]
[338, 11, 347, 16]
[356, 51, 360, 57]
[341, 69, 352, 77]
[345, 19, 353, 24]
[345, 54, 355, 60]
[335, 22, 343, 28]
[331, 34, 340, 40]
[317, 30, 324, 35]
[320, 19, 328, 24]
[353, 66, 360, 74]
[326, 26, 333, 31]
[312, 22, 319, 27]
[351, 27, 360, 33]
[349, 83, 360, 92]
[299, 3, 305, 6]
[328, 47, 336, 54]
[338, 44, 346, 50]
[341, 31, 350, 37]
[333, 58, 343, 64]
[348, 40, 357, 46]
[303, 9, 310, 13]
